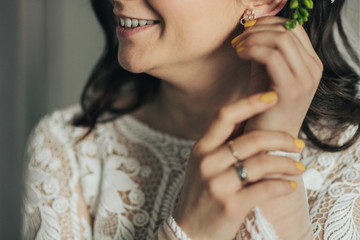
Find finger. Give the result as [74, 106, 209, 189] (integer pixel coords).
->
[206, 169, 242, 199]
[194, 92, 278, 156]
[242, 17, 322, 68]
[238, 31, 307, 77]
[207, 155, 303, 197]
[232, 23, 285, 47]
[237, 39, 320, 94]
[235, 179, 297, 211]
[233, 26, 321, 85]
[235, 30, 320, 85]
[204, 131, 304, 173]
[241, 154, 304, 181]
[237, 45, 295, 88]
[232, 23, 310, 69]
[248, 17, 314, 53]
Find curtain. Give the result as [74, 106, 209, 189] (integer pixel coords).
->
[0, 0, 103, 239]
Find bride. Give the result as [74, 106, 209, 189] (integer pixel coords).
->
[22, 0, 360, 239]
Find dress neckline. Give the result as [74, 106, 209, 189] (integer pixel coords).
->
[117, 114, 196, 146]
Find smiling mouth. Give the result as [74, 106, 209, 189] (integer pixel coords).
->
[118, 17, 160, 29]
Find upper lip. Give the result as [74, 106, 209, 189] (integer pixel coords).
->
[113, 10, 159, 22]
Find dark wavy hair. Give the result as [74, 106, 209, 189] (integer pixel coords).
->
[73, 0, 360, 152]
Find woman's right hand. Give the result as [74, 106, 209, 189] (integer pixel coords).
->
[172, 92, 306, 240]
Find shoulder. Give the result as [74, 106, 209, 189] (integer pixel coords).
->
[22, 105, 90, 239]
[24, 104, 88, 173]
[24, 104, 87, 192]
[27, 105, 86, 148]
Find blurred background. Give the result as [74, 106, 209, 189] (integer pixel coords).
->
[0, 0, 103, 239]
[0, 0, 358, 239]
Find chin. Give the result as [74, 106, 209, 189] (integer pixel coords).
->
[119, 60, 145, 74]
[118, 57, 148, 74]
[117, 50, 155, 74]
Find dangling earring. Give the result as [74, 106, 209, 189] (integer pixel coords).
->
[240, 9, 257, 26]
[231, 9, 257, 46]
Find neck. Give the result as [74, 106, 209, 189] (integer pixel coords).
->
[132, 45, 251, 141]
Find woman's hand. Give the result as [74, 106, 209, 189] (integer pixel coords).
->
[172, 93, 306, 240]
[232, 17, 323, 137]
[231, 17, 318, 239]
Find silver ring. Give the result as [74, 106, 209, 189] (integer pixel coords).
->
[234, 162, 248, 184]
[227, 140, 241, 161]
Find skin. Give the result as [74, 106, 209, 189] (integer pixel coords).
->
[112, 0, 323, 238]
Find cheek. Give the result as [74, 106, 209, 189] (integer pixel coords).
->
[153, 0, 239, 55]
[118, 0, 240, 72]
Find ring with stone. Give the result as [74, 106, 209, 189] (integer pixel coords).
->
[234, 162, 248, 185]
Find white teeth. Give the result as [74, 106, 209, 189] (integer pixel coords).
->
[132, 19, 139, 27]
[139, 20, 147, 26]
[119, 17, 158, 28]
[125, 18, 132, 28]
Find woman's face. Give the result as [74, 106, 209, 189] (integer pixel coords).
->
[112, 0, 242, 76]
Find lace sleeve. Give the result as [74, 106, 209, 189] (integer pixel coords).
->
[309, 165, 360, 239]
[22, 111, 92, 240]
[151, 217, 189, 240]
[150, 209, 279, 240]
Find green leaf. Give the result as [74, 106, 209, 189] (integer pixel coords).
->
[290, 0, 299, 9]
[301, 0, 313, 9]
[285, 20, 293, 30]
[293, 10, 299, 20]
[298, 18, 304, 25]
[308, 0, 314, 9]
[299, 7, 309, 17]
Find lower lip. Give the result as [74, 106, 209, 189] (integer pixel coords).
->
[116, 24, 157, 38]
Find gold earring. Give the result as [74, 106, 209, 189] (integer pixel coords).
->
[240, 9, 257, 25]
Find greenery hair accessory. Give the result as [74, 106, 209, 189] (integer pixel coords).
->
[286, 0, 336, 29]
[285, 0, 314, 29]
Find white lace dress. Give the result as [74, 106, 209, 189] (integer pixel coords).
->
[22, 105, 360, 240]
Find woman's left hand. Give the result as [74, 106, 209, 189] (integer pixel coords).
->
[232, 16, 323, 137]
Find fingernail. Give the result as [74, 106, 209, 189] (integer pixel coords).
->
[260, 91, 278, 103]
[296, 162, 306, 172]
[235, 40, 245, 49]
[294, 138, 305, 150]
[244, 20, 257, 28]
[236, 46, 245, 53]
[290, 181, 298, 189]
[231, 35, 242, 46]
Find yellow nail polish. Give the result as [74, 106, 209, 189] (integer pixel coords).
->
[235, 40, 245, 51]
[260, 91, 278, 103]
[294, 138, 305, 150]
[290, 181, 298, 189]
[296, 162, 306, 172]
[236, 46, 245, 53]
[236, 40, 245, 48]
[231, 35, 242, 46]
[244, 20, 257, 28]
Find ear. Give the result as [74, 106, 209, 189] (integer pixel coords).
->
[248, 0, 288, 17]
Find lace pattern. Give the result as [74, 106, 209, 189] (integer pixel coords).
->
[166, 216, 192, 240]
[22, 105, 360, 239]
